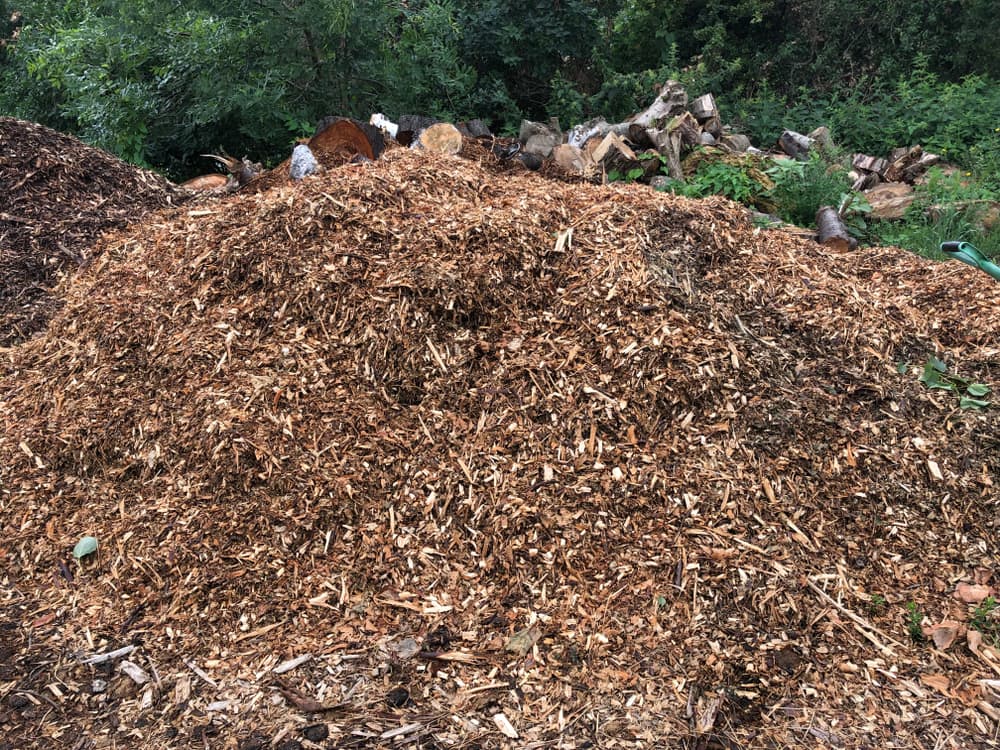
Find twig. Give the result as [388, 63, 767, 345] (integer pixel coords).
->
[806, 577, 905, 652]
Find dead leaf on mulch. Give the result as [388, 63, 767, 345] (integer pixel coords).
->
[955, 583, 996, 604]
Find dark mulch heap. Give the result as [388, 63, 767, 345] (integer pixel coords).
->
[0, 117, 187, 346]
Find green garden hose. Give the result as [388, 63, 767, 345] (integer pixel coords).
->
[940, 241, 1000, 282]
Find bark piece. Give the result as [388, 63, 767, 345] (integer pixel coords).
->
[816, 206, 852, 251]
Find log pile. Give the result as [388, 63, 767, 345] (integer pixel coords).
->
[2, 147, 1000, 749]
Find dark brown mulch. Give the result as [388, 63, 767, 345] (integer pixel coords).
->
[0, 118, 187, 346]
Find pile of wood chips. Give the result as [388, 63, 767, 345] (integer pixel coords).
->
[2, 146, 1000, 750]
[0, 118, 186, 346]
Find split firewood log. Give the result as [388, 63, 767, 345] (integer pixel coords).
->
[689, 93, 718, 123]
[592, 131, 640, 178]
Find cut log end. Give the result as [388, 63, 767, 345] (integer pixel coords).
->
[416, 123, 464, 156]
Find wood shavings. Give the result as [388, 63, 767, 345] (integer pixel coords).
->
[1, 145, 999, 749]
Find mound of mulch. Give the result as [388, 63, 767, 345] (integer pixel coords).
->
[2, 148, 999, 749]
[0, 118, 187, 346]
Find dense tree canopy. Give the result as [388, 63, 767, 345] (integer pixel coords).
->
[1, 0, 997, 177]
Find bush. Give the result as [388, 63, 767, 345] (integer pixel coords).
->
[766, 153, 851, 227]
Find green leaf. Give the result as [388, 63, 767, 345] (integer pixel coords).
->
[960, 397, 990, 410]
[73, 536, 99, 559]
[967, 383, 991, 397]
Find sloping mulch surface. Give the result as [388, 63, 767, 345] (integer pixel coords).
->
[0, 117, 186, 346]
[2, 148, 1000, 749]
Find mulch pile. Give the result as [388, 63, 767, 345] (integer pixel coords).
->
[2, 146, 1000, 749]
[0, 117, 186, 346]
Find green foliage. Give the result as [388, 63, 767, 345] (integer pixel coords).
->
[972, 597, 1000, 644]
[382, 1, 476, 121]
[456, 0, 599, 123]
[918, 356, 991, 410]
[765, 153, 850, 227]
[867, 594, 887, 616]
[905, 601, 925, 643]
[664, 160, 762, 204]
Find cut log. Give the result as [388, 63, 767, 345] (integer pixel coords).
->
[396, 115, 438, 146]
[816, 206, 852, 251]
[629, 80, 688, 128]
[520, 118, 562, 158]
[568, 118, 613, 148]
[689, 93, 718, 123]
[309, 119, 376, 164]
[864, 182, 915, 219]
[701, 116, 723, 140]
[626, 123, 655, 150]
[852, 153, 888, 177]
[807, 126, 834, 151]
[516, 152, 543, 171]
[416, 123, 464, 155]
[779, 130, 813, 160]
[456, 119, 492, 138]
[669, 112, 702, 148]
[315, 116, 384, 158]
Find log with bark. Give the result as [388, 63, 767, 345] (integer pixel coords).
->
[315, 116, 385, 159]
[396, 115, 439, 146]
[519, 119, 563, 158]
[629, 80, 688, 128]
[815, 205, 852, 251]
[309, 119, 377, 163]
